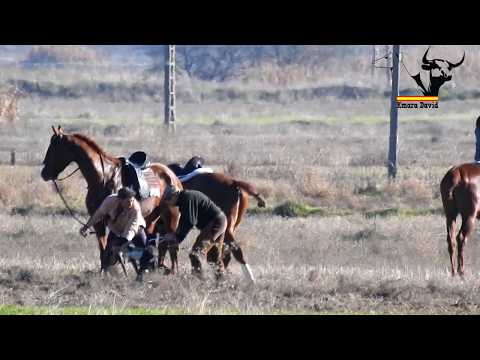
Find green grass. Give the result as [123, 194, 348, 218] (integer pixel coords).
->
[271, 201, 326, 218]
[186, 112, 479, 126]
[0, 305, 198, 315]
[0, 304, 394, 315]
[0, 305, 193, 315]
[248, 200, 443, 219]
[44, 108, 480, 128]
[364, 207, 444, 218]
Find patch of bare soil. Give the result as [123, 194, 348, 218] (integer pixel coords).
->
[1, 266, 478, 314]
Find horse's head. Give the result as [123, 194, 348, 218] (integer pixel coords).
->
[41, 126, 76, 181]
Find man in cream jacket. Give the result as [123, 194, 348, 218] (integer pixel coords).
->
[80, 187, 152, 279]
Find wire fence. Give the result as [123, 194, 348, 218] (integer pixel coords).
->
[0, 149, 40, 166]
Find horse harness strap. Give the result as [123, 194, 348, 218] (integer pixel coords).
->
[99, 152, 106, 187]
[53, 180, 89, 228]
[56, 166, 81, 181]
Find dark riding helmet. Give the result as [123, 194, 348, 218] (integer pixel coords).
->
[118, 187, 136, 199]
[163, 185, 181, 201]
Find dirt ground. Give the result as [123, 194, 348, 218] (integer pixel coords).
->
[1, 212, 480, 314]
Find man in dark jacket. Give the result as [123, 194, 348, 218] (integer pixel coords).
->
[162, 186, 228, 279]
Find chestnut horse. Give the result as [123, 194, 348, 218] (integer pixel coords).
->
[168, 161, 266, 283]
[41, 126, 182, 274]
[440, 163, 480, 277]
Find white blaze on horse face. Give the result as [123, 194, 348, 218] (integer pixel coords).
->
[241, 264, 255, 284]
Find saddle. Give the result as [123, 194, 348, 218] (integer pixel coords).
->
[168, 156, 205, 177]
[121, 151, 161, 200]
[168, 156, 214, 182]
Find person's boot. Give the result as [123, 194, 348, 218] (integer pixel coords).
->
[189, 252, 205, 280]
[139, 248, 154, 274]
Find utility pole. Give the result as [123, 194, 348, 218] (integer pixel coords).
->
[388, 45, 400, 178]
[164, 45, 176, 133]
[385, 45, 392, 89]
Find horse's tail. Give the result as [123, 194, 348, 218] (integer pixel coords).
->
[440, 165, 459, 216]
[232, 180, 266, 208]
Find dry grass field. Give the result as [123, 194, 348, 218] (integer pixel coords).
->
[1, 92, 480, 315]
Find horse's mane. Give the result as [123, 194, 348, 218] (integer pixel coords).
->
[70, 133, 114, 160]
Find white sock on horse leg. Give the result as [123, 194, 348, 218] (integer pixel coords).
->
[241, 263, 255, 283]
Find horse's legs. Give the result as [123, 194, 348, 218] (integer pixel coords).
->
[157, 243, 171, 274]
[168, 246, 178, 274]
[454, 183, 479, 277]
[156, 240, 178, 275]
[130, 259, 140, 276]
[457, 214, 476, 277]
[220, 244, 232, 270]
[94, 223, 107, 274]
[221, 228, 235, 270]
[225, 230, 255, 284]
[446, 215, 457, 277]
[233, 190, 249, 232]
[221, 196, 241, 270]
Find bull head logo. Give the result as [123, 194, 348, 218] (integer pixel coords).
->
[411, 47, 465, 96]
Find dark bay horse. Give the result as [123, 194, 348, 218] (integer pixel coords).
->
[41, 126, 182, 274]
[168, 160, 266, 283]
[440, 163, 480, 277]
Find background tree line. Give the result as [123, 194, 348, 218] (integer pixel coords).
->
[143, 45, 370, 81]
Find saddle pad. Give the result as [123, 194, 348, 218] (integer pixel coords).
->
[143, 168, 162, 197]
[177, 167, 214, 183]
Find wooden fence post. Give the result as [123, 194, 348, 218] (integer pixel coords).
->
[10, 149, 15, 166]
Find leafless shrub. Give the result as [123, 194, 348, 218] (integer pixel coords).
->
[295, 169, 333, 199]
[22, 46, 104, 68]
[382, 177, 433, 207]
[0, 86, 25, 123]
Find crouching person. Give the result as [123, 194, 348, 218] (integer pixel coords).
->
[162, 186, 227, 280]
[80, 187, 153, 280]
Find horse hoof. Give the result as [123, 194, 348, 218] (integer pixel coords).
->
[241, 264, 256, 284]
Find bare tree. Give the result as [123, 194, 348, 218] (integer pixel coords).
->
[177, 46, 199, 78]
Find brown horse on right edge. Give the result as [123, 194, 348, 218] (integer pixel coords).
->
[167, 158, 266, 283]
[440, 163, 480, 277]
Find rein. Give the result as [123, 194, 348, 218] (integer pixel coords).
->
[56, 166, 81, 181]
[52, 150, 111, 232]
[52, 180, 88, 228]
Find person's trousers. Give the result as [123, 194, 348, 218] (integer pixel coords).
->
[107, 227, 152, 271]
[189, 213, 228, 276]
